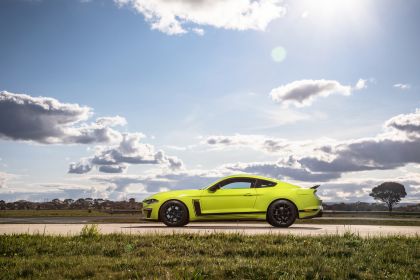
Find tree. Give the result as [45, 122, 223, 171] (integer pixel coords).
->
[0, 200, 6, 210]
[369, 182, 407, 212]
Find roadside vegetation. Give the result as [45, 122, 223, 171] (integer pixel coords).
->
[0, 227, 418, 279]
[0, 209, 122, 217]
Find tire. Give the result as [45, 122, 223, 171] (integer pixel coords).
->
[159, 200, 189, 227]
[267, 200, 297, 228]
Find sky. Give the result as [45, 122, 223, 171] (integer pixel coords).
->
[0, 0, 420, 203]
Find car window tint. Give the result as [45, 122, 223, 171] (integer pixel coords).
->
[256, 179, 276, 188]
[221, 180, 253, 189]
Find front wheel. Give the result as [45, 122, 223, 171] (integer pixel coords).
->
[267, 200, 297, 228]
[159, 200, 189, 227]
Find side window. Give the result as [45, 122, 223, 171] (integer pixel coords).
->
[255, 179, 276, 188]
[219, 178, 254, 190]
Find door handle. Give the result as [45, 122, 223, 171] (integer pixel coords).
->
[244, 193, 253, 196]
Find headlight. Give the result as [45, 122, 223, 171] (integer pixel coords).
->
[143, 198, 159, 205]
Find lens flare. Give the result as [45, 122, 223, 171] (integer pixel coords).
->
[271, 46, 287, 63]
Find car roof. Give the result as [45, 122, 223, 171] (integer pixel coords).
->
[221, 174, 280, 183]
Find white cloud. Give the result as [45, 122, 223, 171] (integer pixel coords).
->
[384, 109, 420, 137]
[68, 158, 93, 174]
[354, 78, 368, 90]
[95, 116, 127, 127]
[69, 133, 184, 174]
[224, 160, 340, 182]
[0, 91, 124, 144]
[205, 134, 297, 154]
[204, 134, 336, 155]
[191, 27, 205, 36]
[393, 83, 411, 90]
[202, 109, 420, 183]
[270, 79, 366, 108]
[283, 109, 420, 176]
[0, 90, 183, 176]
[114, 0, 286, 35]
[89, 169, 227, 199]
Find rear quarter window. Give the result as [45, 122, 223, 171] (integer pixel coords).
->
[255, 179, 277, 188]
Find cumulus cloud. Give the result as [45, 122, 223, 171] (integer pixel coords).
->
[224, 161, 340, 182]
[204, 134, 336, 156]
[91, 169, 227, 195]
[115, 0, 286, 35]
[297, 109, 420, 174]
[202, 109, 420, 182]
[393, 83, 411, 90]
[98, 164, 128, 174]
[385, 109, 420, 137]
[0, 90, 183, 176]
[69, 133, 184, 174]
[68, 158, 93, 174]
[206, 134, 276, 148]
[205, 134, 295, 154]
[270, 79, 366, 108]
[0, 91, 124, 144]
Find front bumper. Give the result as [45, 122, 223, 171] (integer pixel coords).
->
[143, 208, 153, 218]
[142, 202, 161, 220]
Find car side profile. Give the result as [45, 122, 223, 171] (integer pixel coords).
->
[142, 174, 322, 227]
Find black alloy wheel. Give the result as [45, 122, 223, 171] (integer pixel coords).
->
[159, 200, 189, 227]
[267, 200, 297, 228]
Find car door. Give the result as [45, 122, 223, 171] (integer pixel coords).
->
[199, 177, 257, 214]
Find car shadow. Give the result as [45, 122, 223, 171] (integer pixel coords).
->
[121, 225, 322, 230]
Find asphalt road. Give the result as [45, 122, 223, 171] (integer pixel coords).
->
[0, 223, 419, 236]
[1, 216, 419, 224]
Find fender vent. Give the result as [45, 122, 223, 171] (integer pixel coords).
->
[193, 200, 202, 216]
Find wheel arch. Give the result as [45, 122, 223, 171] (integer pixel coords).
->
[158, 199, 190, 222]
[267, 198, 299, 215]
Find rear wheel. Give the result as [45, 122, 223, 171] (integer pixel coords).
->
[159, 200, 189, 227]
[267, 200, 297, 228]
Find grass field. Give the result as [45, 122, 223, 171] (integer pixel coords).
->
[0, 227, 419, 279]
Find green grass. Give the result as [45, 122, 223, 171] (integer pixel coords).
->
[1, 230, 419, 279]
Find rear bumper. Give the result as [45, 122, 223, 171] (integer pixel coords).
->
[300, 209, 323, 219]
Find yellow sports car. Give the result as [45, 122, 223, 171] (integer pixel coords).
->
[142, 174, 322, 227]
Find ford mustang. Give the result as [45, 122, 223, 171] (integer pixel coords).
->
[142, 174, 322, 227]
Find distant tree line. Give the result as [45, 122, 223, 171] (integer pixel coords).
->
[0, 198, 142, 211]
[323, 202, 419, 212]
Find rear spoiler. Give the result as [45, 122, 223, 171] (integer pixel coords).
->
[310, 185, 320, 190]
